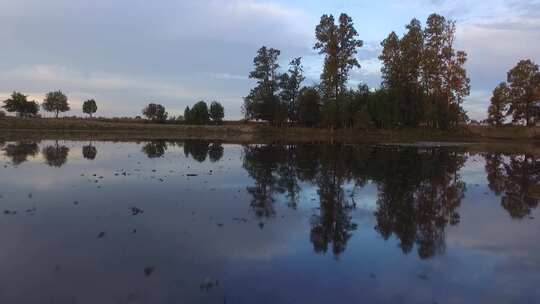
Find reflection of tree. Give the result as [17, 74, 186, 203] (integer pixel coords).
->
[241, 144, 467, 259]
[208, 143, 224, 162]
[141, 141, 167, 158]
[42, 141, 69, 167]
[183, 140, 210, 162]
[82, 143, 97, 160]
[309, 145, 360, 257]
[372, 147, 466, 259]
[485, 153, 540, 218]
[3, 141, 39, 165]
[242, 145, 286, 218]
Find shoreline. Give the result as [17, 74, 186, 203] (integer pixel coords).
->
[1, 117, 539, 145]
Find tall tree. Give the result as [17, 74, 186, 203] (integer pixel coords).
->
[279, 57, 305, 122]
[506, 59, 540, 126]
[422, 14, 470, 129]
[243, 46, 285, 124]
[314, 13, 363, 128]
[209, 101, 225, 124]
[487, 82, 510, 126]
[2, 92, 39, 117]
[42, 91, 70, 118]
[82, 99, 97, 118]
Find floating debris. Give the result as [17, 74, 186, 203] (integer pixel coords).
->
[144, 266, 155, 277]
[130, 207, 144, 216]
[97, 232, 106, 238]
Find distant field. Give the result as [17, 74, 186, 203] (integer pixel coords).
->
[0, 117, 539, 143]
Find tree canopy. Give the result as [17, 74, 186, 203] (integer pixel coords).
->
[2, 92, 39, 117]
[142, 103, 168, 122]
[42, 91, 70, 118]
[82, 99, 98, 118]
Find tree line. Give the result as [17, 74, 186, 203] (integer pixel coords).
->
[243, 13, 471, 130]
[1, 91, 226, 126]
[1, 91, 97, 118]
[487, 59, 540, 126]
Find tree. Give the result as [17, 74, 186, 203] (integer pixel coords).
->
[280, 57, 305, 122]
[209, 101, 225, 124]
[189, 101, 210, 125]
[82, 99, 98, 118]
[142, 103, 168, 123]
[487, 82, 510, 126]
[243, 46, 285, 124]
[184, 106, 192, 123]
[506, 59, 540, 126]
[42, 91, 70, 118]
[2, 92, 39, 117]
[422, 14, 470, 129]
[314, 13, 363, 128]
[297, 87, 321, 127]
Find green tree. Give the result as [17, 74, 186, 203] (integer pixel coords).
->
[243, 46, 285, 124]
[422, 14, 470, 129]
[189, 101, 210, 125]
[297, 87, 321, 127]
[280, 57, 305, 122]
[82, 99, 98, 118]
[42, 91, 70, 118]
[2, 92, 39, 117]
[487, 82, 510, 126]
[142, 103, 168, 123]
[314, 13, 363, 128]
[209, 101, 225, 124]
[506, 59, 540, 126]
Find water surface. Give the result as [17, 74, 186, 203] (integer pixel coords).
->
[0, 139, 539, 303]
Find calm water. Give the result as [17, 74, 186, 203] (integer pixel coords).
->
[0, 139, 539, 303]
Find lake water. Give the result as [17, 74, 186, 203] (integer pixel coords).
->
[0, 139, 539, 303]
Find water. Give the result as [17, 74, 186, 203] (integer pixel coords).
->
[0, 139, 539, 303]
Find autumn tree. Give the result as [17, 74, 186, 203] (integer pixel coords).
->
[487, 82, 509, 126]
[422, 14, 470, 129]
[279, 57, 305, 123]
[2, 92, 39, 117]
[314, 13, 363, 128]
[506, 59, 540, 126]
[244, 46, 285, 124]
[209, 101, 225, 124]
[82, 99, 97, 118]
[42, 91, 70, 118]
[142, 103, 168, 123]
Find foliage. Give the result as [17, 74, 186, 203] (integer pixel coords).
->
[209, 101, 225, 124]
[487, 83, 509, 126]
[279, 57, 305, 122]
[297, 87, 321, 127]
[82, 99, 98, 118]
[142, 103, 168, 123]
[243, 46, 286, 125]
[506, 59, 540, 126]
[185, 101, 210, 125]
[2, 92, 39, 117]
[42, 91, 70, 118]
[314, 13, 363, 128]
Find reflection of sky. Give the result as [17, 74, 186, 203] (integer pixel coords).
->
[0, 141, 539, 303]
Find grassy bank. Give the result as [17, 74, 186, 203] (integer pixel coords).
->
[0, 117, 539, 144]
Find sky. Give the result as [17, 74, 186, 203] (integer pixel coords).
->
[0, 0, 539, 120]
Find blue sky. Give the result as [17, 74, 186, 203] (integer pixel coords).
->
[1, 0, 539, 119]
